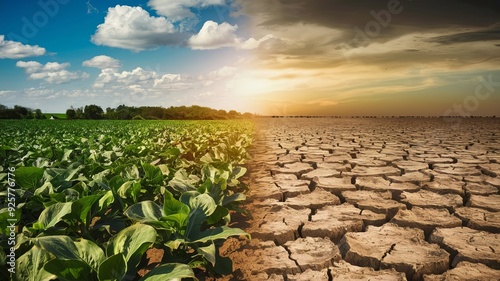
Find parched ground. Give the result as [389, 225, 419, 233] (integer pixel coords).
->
[216, 118, 500, 281]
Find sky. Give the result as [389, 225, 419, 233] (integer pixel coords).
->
[0, 0, 499, 116]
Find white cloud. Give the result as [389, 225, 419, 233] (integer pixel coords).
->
[154, 74, 193, 91]
[0, 90, 16, 96]
[188, 21, 239, 50]
[24, 87, 54, 97]
[188, 21, 275, 50]
[0, 35, 46, 59]
[197, 65, 237, 87]
[148, 0, 225, 22]
[16, 61, 89, 84]
[91, 5, 184, 51]
[197, 91, 215, 97]
[83, 55, 121, 69]
[93, 67, 193, 92]
[210, 65, 236, 78]
[239, 34, 277, 50]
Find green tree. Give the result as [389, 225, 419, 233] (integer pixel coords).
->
[13, 105, 32, 118]
[66, 108, 76, 119]
[83, 104, 104, 119]
[75, 107, 84, 119]
[34, 109, 44, 119]
[105, 107, 116, 119]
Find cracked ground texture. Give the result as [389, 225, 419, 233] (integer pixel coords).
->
[207, 118, 500, 281]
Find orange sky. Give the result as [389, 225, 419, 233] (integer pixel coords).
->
[232, 0, 500, 116]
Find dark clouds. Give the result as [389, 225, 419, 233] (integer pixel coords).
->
[428, 27, 500, 45]
[239, 0, 500, 44]
[234, 0, 500, 116]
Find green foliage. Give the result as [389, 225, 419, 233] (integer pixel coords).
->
[139, 263, 197, 281]
[84, 105, 104, 120]
[0, 120, 253, 279]
[0, 104, 39, 119]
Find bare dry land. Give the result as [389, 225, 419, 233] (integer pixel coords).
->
[220, 118, 500, 281]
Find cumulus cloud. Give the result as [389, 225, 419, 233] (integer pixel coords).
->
[0, 35, 46, 59]
[148, 0, 225, 22]
[93, 67, 156, 88]
[92, 67, 193, 93]
[0, 90, 16, 96]
[188, 20, 274, 50]
[16, 61, 89, 84]
[210, 65, 236, 78]
[82, 55, 121, 69]
[188, 21, 239, 49]
[91, 5, 185, 51]
[197, 65, 237, 86]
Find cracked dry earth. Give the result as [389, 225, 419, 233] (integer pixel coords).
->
[217, 118, 500, 281]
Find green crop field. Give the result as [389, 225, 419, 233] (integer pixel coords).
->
[0, 119, 254, 280]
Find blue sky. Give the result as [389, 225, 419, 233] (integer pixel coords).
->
[0, 0, 261, 113]
[1, 1, 499, 116]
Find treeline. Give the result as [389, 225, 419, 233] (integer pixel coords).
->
[0, 104, 45, 119]
[66, 104, 253, 120]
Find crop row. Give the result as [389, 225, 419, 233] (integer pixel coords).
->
[0, 120, 254, 280]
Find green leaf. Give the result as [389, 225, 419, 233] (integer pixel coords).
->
[75, 239, 106, 271]
[188, 193, 217, 217]
[34, 202, 73, 230]
[179, 190, 200, 207]
[44, 259, 93, 281]
[34, 182, 54, 196]
[168, 169, 198, 192]
[95, 190, 114, 215]
[0, 145, 15, 158]
[0, 208, 21, 235]
[98, 253, 127, 281]
[142, 162, 163, 185]
[193, 226, 250, 243]
[36, 236, 80, 260]
[163, 190, 190, 216]
[196, 242, 216, 266]
[200, 153, 214, 165]
[71, 181, 90, 197]
[121, 165, 140, 180]
[214, 252, 233, 276]
[139, 263, 197, 281]
[117, 181, 141, 203]
[64, 188, 80, 201]
[14, 167, 44, 190]
[164, 238, 185, 251]
[70, 194, 102, 226]
[185, 194, 217, 241]
[157, 164, 170, 176]
[207, 205, 229, 225]
[159, 147, 181, 162]
[92, 216, 127, 236]
[16, 245, 56, 281]
[222, 193, 246, 206]
[61, 149, 74, 161]
[107, 224, 157, 271]
[230, 166, 246, 180]
[108, 175, 126, 192]
[124, 201, 164, 222]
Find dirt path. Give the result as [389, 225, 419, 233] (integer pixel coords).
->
[220, 118, 500, 281]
